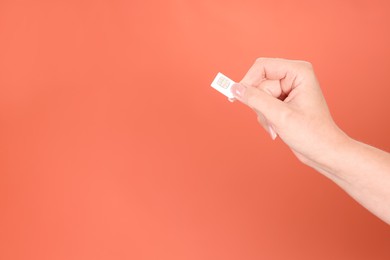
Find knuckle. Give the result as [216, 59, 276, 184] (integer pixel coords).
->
[299, 60, 314, 71]
[294, 60, 315, 78]
[255, 57, 267, 64]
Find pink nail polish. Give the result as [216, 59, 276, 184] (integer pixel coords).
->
[231, 83, 246, 100]
[268, 125, 278, 140]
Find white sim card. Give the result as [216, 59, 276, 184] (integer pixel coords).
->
[210, 72, 235, 99]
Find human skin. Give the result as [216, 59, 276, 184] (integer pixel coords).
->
[231, 58, 390, 224]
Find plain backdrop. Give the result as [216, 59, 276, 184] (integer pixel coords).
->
[1, 1, 390, 259]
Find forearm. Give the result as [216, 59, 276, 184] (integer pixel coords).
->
[313, 136, 390, 224]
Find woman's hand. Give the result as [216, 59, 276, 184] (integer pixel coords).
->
[232, 58, 390, 224]
[232, 58, 349, 172]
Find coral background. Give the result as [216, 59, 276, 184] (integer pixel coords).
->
[1, 1, 389, 259]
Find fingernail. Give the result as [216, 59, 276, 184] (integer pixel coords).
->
[268, 125, 278, 140]
[231, 83, 246, 100]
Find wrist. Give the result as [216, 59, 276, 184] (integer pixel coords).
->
[306, 129, 356, 180]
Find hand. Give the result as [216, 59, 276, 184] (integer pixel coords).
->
[232, 58, 390, 224]
[231, 58, 349, 172]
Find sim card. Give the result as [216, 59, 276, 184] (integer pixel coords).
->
[210, 72, 235, 99]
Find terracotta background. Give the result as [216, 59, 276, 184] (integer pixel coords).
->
[1, 1, 389, 259]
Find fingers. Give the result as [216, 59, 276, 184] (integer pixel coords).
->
[251, 79, 281, 139]
[258, 80, 282, 98]
[231, 83, 290, 127]
[256, 111, 278, 140]
[232, 58, 317, 140]
[240, 58, 313, 96]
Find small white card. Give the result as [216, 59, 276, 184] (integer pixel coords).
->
[210, 72, 235, 99]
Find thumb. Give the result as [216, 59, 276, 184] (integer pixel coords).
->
[231, 83, 289, 126]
